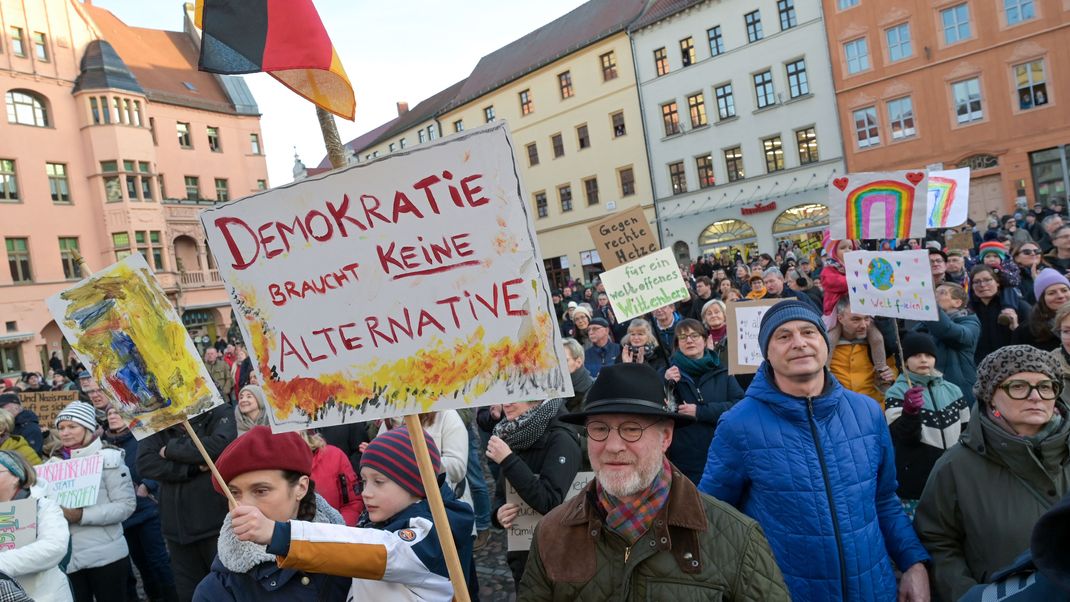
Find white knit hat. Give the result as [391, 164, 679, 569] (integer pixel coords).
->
[55, 401, 99, 431]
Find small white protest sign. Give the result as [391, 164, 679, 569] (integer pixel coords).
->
[506, 472, 594, 552]
[844, 250, 937, 321]
[926, 168, 971, 229]
[35, 453, 105, 509]
[726, 299, 785, 375]
[600, 248, 689, 322]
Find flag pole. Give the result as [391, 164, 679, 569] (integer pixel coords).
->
[317, 106, 347, 169]
[404, 414, 472, 602]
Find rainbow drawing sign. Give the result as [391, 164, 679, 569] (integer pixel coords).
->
[925, 168, 971, 229]
[829, 171, 928, 240]
[200, 122, 571, 431]
[844, 250, 937, 321]
[46, 254, 224, 439]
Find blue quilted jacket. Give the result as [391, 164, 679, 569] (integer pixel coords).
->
[699, 365, 930, 601]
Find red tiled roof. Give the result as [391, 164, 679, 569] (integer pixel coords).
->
[630, 0, 705, 31]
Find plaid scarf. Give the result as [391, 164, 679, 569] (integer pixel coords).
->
[597, 459, 672, 544]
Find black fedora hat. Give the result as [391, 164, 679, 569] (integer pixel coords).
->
[558, 363, 693, 427]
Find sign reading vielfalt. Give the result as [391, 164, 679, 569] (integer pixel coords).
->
[587, 206, 658, 270]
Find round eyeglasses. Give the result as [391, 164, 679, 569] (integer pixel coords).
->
[584, 420, 661, 442]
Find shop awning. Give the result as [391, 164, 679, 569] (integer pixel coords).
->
[0, 332, 34, 345]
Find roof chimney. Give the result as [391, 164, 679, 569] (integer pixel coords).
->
[396, 102, 409, 116]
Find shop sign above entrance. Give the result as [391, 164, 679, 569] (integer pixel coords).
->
[740, 201, 777, 216]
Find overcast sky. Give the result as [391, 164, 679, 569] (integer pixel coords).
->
[94, 0, 588, 186]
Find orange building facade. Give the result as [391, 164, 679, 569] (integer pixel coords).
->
[0, 1, 268, 378]
[823, 0, 1070, 221]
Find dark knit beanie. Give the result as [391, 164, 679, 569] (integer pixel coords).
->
[973, 345, 1061, 406]
[213, 425, 313, 494]
[757, 300, 829, 357]
[360, 428, 441, 498]
[900, 333, 938, 362]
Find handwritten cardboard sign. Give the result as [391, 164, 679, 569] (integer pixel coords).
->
[726, 299, 785, 375]
[506, 471, 593, 551]
[829, 170, 928, 240]
[926, 168, 971, 229]
[587, 206, 658, 270]
[46, 254, 224, 439]
[17, 390, 78, 427]
[200, 123, 571, 431]
[600, 248, 689, 322]
[35, 453, 105, 509]
[0, 498, 37, 550]
[945, 230, 974, 252]
[844, 250, 938, 321]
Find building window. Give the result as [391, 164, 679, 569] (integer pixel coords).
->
[399, 138, 407, 149]
[577, 124, 591, 149]
[941, 4, 971, 45]
[853, 106, 880, 147]
[708, 26, 724, 56]
[136, 231, 164, 270]
[135, 161, 154, 201]
[715, 84, 736, 119]
[696, 154, 715, 188]
[600, 51, 618, 81]
[786, 59, 809, 98]
[838, 0, 859, 7]
[59, 237, 81, 279]
[101, 161, 121, 202]
[126, 168, 139, 201]
[559, 185, 573, 212]
[5, 90, 49, 127]
[184, 175, 200, 200]
[584, 177, 599, 205]
[9, 27, 25, 57]
[215, 178, 229, 202]
[207, 126, 221, 152]
[880, 25, 911, 63]
[1005, 0, 1035, 24]
[527, 143, 539, 166]
[680, 37, 696, 67]
[484, 106, 495, 123]
[112, 232, 131, 261]
[754, 71, 775, 108]
[654, 47, 669, 76]
[427, 124, 437, 140]
[535, 192, 548, 218]
[250, 133, 262, 154]
[952, 78, 983, 123]
[661, 102, 681, 136]
[559, 71, 574, 99]
[611, 111, 626, 137]
[724, 147, 745, 182]
[888, 97, 916, 139]
[90, 97, 101, 124]
[1015, 60, 1048, 110]
[745, 11, 763, 42]
[844, 38, 870, 74]
[177, 122, 192, 148]
[418, 130, 425, 144]
[551, 134, 565, 158]
[46, 163, 71, 203]
[763, 137, 785, 172]
[131, 100, 142, 126]
[669, 161, 687, 194]
[796, 127, 819, 164]
[389, 143, 396, 153]
[519, 89, 534, 115]
[257, 179, 267, 190]
[619, 167, 635, 196]
[687, 93, 708, 127]
[778, 0, 797, 30]
[5, 238, 31, 283]
[0, 160, 18, 202]
[32, 32, 48, 61]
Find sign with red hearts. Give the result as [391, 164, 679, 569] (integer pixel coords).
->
[843, 250, 937, 321]
[829, 170, 929, 240]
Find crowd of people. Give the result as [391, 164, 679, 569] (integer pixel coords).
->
[2, 202, 1070, 601]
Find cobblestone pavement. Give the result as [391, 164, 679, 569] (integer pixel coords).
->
[473, 450, 517, 601]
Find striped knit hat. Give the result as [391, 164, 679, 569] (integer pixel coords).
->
[55, 401, 99, 431]
[978, 241, 1008, 260]
[360, 428, 441, 498]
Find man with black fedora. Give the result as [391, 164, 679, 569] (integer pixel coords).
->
[518, 362, 788, 601]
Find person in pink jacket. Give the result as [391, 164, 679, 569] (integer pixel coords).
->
[301, 431, 364, 525]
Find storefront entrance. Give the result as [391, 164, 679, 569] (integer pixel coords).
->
[698, 219, 758, 264]
[772, 203, 829, 261]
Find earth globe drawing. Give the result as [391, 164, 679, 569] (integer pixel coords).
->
[867, 258, 895, 291]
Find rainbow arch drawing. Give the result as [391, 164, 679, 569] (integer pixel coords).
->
[844, 180, 919, 239]
[927, 177, 958, 228]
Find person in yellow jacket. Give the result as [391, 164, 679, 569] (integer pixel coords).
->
[828, 299, 897, 407]
[0, 408, 41, 465]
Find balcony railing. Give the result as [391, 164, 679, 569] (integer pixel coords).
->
[176, 270, 223, 289]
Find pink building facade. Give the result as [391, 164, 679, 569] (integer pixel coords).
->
[0, 1, 268, 378]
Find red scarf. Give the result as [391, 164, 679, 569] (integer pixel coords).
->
[596, 459, 672, 544]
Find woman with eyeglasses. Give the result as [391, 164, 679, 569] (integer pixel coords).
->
[1012, 241, 1048, 304]
[914, 345, 1070, 602]
[968, 264, 1032, 364]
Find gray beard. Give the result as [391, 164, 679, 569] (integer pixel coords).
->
[596, 453, 663, 499]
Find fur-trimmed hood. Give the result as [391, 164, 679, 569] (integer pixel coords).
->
[216, 494, 343, 573]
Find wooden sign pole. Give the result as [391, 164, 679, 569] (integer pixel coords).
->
[404, 414, 471, 602]
[72, 251, 238, 508]
[892, 318, 913, 388]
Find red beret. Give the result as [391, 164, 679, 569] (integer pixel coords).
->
[212, 425, 312, 495]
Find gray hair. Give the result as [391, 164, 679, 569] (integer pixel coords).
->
[562, 338, 584, 361]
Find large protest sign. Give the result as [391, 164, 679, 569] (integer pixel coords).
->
[35, 454, 105, 509]
[926, 168, 971, 229]
[726, 299, 785, 375]
[0, 498, 37, 550]
[587, 206, 658, 270]
[200, 123, 571, 431]
[46, 254, 224, 439]
[945, 229, 974, 252]
[599, 248, 689, 322]
[17, 390, 77, 427]
[844, 250, 937, 321]
[506, 472, 593, 551]
[829, 170, 928, 240]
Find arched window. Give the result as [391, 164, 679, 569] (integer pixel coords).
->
[698, 219, 757, 247]
[772, 203, 829, 234]
[5, 90, 49, 127]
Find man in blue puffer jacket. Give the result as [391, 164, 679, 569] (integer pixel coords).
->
[700, 300, 931, 601]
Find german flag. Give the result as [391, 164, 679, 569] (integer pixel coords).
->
[195, 0, 355, 120]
